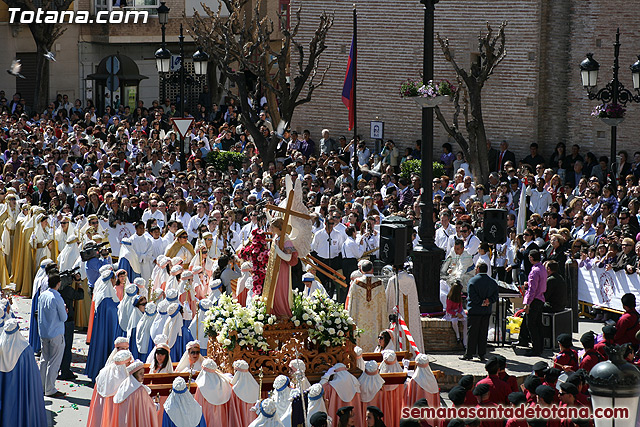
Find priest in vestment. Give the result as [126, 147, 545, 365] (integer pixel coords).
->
[386, 267, 424, 354]
[130, 221, 154, 282]
[15, 206, 45, 296]
[0, 319, 47, 427]
[112, 360, 159, 427]
[346, 260, 387, 352]
[194, 359, 232, 427]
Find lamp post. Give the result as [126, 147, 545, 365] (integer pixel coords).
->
[588, 345, 640, 427]
[154, 10, 209, 171]
[412, 0, 444, 314]
[579, 29, 640, 185]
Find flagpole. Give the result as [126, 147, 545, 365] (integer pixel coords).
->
[351, 5, 359, 179]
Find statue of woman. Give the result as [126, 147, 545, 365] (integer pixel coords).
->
[265, 218, 299, 317]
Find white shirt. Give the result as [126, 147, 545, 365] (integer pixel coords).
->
[171, 211, 192, 228]
[311, 228, 346, 259]
[187, 214, 208, 240]
[435, 223, 456, 250]
[142, 209, 166, 229]
[240, 222, 259, 244]
[465, 233, 481, 262]
[528, 187, 553, 216]
[342, 236, 364, 259]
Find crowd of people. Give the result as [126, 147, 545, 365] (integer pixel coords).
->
[1, 88, 640, 426]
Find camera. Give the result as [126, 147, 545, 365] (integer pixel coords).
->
[60, 267, 81, 289]
[81, 242, 108, 261]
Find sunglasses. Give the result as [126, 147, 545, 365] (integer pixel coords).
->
[189, 351, 200, 355]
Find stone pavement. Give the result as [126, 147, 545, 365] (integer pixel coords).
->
[10, 292, 601, 425]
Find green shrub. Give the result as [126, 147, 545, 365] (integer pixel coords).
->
[400, 160, 444, 180]
[205, 150, 247, 171]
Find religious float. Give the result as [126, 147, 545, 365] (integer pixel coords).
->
[204, 175, 360, 379]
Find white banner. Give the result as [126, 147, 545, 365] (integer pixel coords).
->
[578, 265, 640, 312]
[101, 220, 136, 258]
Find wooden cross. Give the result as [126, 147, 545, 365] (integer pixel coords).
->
[263, 187, 312, 315]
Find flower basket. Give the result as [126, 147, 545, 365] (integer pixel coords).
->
[413, 95, 450, 108]
[600, 117, 624, 126]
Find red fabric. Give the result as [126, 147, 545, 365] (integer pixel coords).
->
[195, 389, 230, 427]
[594, 339, 614, 360]
[101, 396, 116, 426]
[379, 386, 405, 427]
[236, 288, 248, 307]
[87, 387, 106, 427]
[579, 349, 603, 373]
[554, 349, 579, 372]
[476, 375, 511, 405]
[506, 418, 528, 427]
[405, 380, 440, 427]
[615, 310, 640, 346]
[446, 300, 463, 316]
[476, 402, 503, 427]
[111, 386, 159, 427]
[227, 393, 257, 427]
[464, 389, 477, 406]
[498, 372, 519, 393]
[323, 383, 364, 427]
[272, 247, 298, 317]
[87, 300, 96, 344]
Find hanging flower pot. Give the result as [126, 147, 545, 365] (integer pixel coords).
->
[412, 95, 450, 108]
[600, 117, 624, 126]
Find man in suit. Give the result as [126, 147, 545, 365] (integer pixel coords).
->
[496, 140, 516, 173]
[565, 160, 584, 188]
[460, 262, 499, 362]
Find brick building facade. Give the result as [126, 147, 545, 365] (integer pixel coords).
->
[289, 0, 640, 163]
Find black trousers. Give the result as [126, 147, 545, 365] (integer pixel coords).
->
[527, 298, 544, 354]
[60, 321, 75, 375]
[465, 314, 490, 357]
[340, 257, 359, 304]
[315, 255, 341, 299]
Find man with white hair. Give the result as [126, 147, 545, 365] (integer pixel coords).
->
[319, 129, 338, 155]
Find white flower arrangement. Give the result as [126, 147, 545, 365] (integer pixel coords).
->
[203, 294, 276, 352]
[204, 290, 361, 353]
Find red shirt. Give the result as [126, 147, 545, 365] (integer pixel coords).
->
[464, 389, 477, 406]
[553, 349, 579, 372]
[499, 372, 519, 393]
[594, 339, 614, 360]
[476, 402, 503, 427]
[615, 310, 640, 346]
[579, 348, 603, 373]
[477, 374, 512, 405]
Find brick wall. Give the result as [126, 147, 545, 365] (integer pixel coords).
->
[289, 0, 640, 163]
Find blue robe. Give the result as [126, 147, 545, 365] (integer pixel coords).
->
[28, 289, 41, 353]
[162, 412, 207, 427]
[0, 345, 47, 427]
[129, 327, 139, 360]
[169, 324, 194, 363]
[116, 257, 140, 284]
[85, 298, 125, 381]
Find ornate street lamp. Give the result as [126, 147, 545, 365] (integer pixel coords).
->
[580, 29, 640, 184]
[588, 345, 640, 427]
[192, 49, 210, 76]
[579, 53, 599, 88]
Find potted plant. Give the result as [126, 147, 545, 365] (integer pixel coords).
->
[592, 103, 626, 126]
[400, 78, 457, 108]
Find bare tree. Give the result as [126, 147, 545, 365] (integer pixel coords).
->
[190, 0, 333, 164]
[433, 21, 507, 184]
[4, 0, 71, 112]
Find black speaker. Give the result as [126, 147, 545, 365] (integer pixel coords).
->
[482, 208, 507, 244]
[380, 216, 411, 266]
